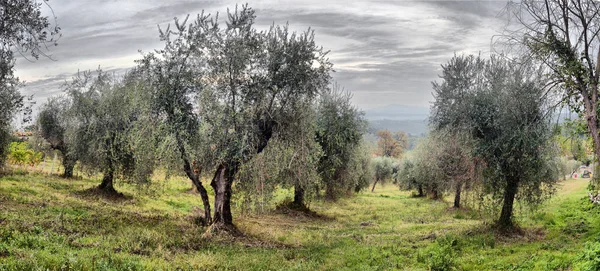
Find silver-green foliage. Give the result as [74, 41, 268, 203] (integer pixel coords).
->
[315, 85, 368, 199]
[431, 54, 559, 227]
[63, 70, 155, 186]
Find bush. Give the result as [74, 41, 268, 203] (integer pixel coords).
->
[7, 142, 43, 167]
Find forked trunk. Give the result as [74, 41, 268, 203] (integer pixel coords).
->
[498, 178, 518, 229]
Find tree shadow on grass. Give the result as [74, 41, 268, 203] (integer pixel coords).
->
[460, 223, 546, 243]
[273, 201, 334, 221]
[73, 187, 133, 203]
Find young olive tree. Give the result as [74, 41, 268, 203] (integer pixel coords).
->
[404, 136, 448, 199]
[431, 55, 559, 228]
[432, 129, 477, 208]
[396, 158, 424, 197]
[36, 96, 76, 177]
[65, 70, 152, 193]
[371, 156, 395, 192]
[315, 85, 368, 200]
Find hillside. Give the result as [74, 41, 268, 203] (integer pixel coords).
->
[0, 173, 596, 270]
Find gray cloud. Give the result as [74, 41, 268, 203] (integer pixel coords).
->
[14, 0, 509, 111]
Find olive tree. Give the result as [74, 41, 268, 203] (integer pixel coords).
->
[200, 7, 331, 230]
[432, 129, 477, 208]
[63, 70, 152, 193]
[315, 85, 368, 200]
[139, 5, 331, 230]
[370, 156, 395, 192]
[431, 55, 559, 228]
[36, 96, 76, 177]
[236, 101, 323, 210]
[398, 136, 448, 200]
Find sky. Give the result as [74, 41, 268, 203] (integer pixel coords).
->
[14, 0, 510, 111]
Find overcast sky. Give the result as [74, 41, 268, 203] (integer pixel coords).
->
[14, 0, 509, 110]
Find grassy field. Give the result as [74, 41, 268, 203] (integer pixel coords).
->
[0, 172, 598, 270]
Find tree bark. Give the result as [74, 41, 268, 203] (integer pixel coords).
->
[371, 178, 379, 192]
[98, 168, 115, 192]
[182, 158, 211, 225]
[192, 175, 211, 225]
[454, 181, 463, 208]
[61, 152, 76, 178]
[175, 133, 212, 225]
[498, 178, 518, 229]
[293, 183, 305, 207]
[211, 164, 235, 227]
[417, 185, 424, 197]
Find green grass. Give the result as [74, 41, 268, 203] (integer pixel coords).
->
[0, 173, 597, 270]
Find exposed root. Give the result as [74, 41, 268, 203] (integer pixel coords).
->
[202, 222, 243, 239]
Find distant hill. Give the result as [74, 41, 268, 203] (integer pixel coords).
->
[365, 104, 429, 121]
[367, 119, 428, 136]
[364, 104, 429, 136]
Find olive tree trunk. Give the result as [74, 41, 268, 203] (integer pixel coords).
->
[61, 152, 76, 178]
[176, 135, 212, 225]
[371, 178, 379, 192]
[98, 168, 115, 192]
[293, 183, 305, 207]
[453, 181, 463, 208]
[211, 164, 236, 229]
[498, 178, 518, 229]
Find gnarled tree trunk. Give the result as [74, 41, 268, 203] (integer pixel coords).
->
[98, 168, 115, 192]
[498, 178, 518, 229]
[61, 152, 76, 178]
[211, 164, 237, 231]
[417, 185, 424, 197]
